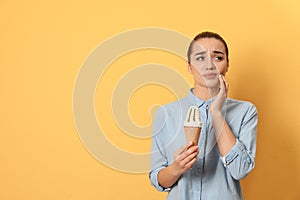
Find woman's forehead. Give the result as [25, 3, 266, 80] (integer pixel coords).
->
[192, 38, 226, 53]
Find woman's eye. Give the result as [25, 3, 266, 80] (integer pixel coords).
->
[215, 56, 224, 61]
[196, 56, 205, 61]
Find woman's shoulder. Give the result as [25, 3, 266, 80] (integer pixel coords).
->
[226, 98, 255, 106]
[225, 98, 258, 114]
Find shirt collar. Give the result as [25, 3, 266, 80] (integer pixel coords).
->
[188, 88, 216, 108]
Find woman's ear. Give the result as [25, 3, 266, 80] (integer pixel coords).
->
[226, 59, 229, 72]
[187, 62, 192, 74]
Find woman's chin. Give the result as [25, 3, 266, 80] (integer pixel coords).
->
[204, 79, 220, 89]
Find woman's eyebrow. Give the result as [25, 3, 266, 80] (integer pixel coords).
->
[194, 50, 224, 56]
[213, 50, 224, 54]
[194, 51, 206, 56]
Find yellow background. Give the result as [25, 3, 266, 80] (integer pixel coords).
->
[1, 0, 300, 199]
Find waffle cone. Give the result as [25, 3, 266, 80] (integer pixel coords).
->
[184, 126, 201, 146]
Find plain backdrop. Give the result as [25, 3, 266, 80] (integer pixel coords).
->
[1, 0, 300, 199]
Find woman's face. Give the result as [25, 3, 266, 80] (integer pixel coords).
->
[188, 38, 229, 90]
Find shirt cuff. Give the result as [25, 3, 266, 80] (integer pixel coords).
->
[220, 138, 245, 167]
[149, 167, 171, 192]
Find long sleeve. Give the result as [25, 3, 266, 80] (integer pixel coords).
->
[149, 107, 170, 192]
[220, 103, 258, 180]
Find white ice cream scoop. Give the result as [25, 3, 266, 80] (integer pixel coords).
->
[184, 106, 202, 128]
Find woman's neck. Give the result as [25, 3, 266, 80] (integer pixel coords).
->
[192, 85, 219, 101]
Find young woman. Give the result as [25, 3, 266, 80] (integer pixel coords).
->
[149, 32, 258, 200]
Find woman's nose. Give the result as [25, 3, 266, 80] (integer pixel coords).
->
[205, 58, 216, 70]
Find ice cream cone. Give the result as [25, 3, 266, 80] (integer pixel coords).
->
[184, 126, 201, 145]
[184, 106, 202, 145]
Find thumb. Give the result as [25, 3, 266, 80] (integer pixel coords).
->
[219, 75, 225, 91]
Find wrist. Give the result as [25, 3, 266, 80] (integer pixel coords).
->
[170, 162, 183, 178]
[209, 107, 223, 117]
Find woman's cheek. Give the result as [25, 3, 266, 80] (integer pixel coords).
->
[216, 63, 228, 75]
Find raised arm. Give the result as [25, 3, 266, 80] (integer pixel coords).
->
[210, 75, 236, 156]
[210, 75, 258, 180]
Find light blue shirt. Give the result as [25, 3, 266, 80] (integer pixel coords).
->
[149, 89, 258, 200]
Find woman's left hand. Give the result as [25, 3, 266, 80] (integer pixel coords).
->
[210, 75, 229, 115]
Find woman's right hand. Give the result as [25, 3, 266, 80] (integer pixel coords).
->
[157, 142, 199, 188]
[172, 142, 199, 175]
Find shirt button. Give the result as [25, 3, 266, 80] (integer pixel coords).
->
[194, 186, 200, 191]
[197, 168, 201, 173]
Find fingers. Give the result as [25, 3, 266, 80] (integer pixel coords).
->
[173, 144, 199, 174]
[219, 74, 225, 91]
[176, 142, 193, 156]
[222, 75, 229, 91]
[182, 149, 199, 166]
[176, 145, 199, 164]
[185, 157, 198, 169]
[186, 141, 195, 149]
[219, 75, 229, 92]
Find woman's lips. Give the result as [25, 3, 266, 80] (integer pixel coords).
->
[203, 73, 217, 79]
